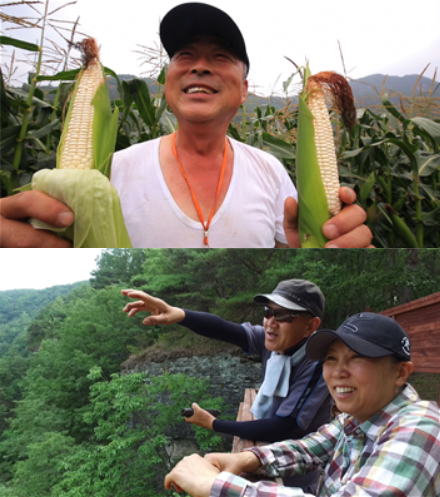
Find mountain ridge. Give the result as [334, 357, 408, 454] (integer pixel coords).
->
[105, 72, 439, 111]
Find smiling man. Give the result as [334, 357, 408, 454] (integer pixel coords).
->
[0, 2, 373, 248]
[109, 2, 371, 248]
[122, 279, 332, 493]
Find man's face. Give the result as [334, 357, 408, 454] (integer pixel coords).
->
[263, 303, 317, 354]
[165, 36, 248, 127]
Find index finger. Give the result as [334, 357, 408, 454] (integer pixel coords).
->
[1, 219, 72, 248]
[164, 473, 181, 492]
[121, 289, 150, 299]
[122, 291, 164, 309]
[1, 191, 74, 227]
[339, 186, 357, 205]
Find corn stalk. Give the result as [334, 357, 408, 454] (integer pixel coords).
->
[11, 1, 49, 180]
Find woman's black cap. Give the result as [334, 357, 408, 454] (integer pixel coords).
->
[306, 312, 411, 361]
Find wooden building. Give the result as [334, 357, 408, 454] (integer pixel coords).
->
[380, 291, 440, 403]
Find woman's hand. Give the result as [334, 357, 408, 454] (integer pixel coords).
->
[204, 450, 261, 475]
[164, 454, 220, 497]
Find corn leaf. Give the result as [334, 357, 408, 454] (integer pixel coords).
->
[159, 110, 178, 135]
[158, 66, 167, 85]
[411, 117, 440, 146]
[1, 125, 21, 155]
[386, 137, 419, 176]
[416, 151, 440, 177]
[1, 69, 15, 124]
[388, 210, 419, 248]
[104, 67, 123, 100]
[0, 36, 40, 52]
[153, 96, 168, 129]
[360, 171, 376, 201]
[262, 132, 296, 160]
[92, 81, 119, 178]
[124, 78, 155, 128]
[36, 69, 80, 82]
[7, 87, 54, 109]
[25, 118, 60, 140]
[382, 94, 410, 125]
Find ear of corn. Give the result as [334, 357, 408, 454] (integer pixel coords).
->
[57, 59, 103, 171]
[296, 65, 355, 248]
[30, 38, 132, 248]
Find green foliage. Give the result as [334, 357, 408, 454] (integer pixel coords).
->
[90, 249, 147, 289]
[0, 313, 31, 358]
[337, 103, 440, 248]
[132, 248, 440, 329]
[53, 370, 224, 497]
[0, 283, 88, 445]
[0, 283, 86, 326]
[0, 351, 29, 435]
[0, 284, 147, 478]
[13, 432, 75, 497]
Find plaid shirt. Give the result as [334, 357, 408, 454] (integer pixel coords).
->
[211, 384, 440, 497]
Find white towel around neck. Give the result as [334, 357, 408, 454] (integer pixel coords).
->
[251, 344, 307, 419]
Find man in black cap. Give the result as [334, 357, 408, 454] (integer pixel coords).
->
[122, 279, 333, 493]
[0, 2, 373, 249]
[164, 313, 440, 497]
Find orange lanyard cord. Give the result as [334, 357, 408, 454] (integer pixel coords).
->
[172, 132, 228, 245]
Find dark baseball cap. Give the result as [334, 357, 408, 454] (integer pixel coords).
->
[254, 279, 325, 319]
[306, 312, 411, 362]
[160, 3, 250, 75]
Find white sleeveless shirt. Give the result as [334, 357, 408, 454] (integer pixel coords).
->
[110, 137, 297, 248]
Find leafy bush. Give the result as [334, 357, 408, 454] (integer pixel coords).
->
[52, 368, 224, 497]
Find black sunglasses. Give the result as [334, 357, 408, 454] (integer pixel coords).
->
[263, 306, 309, 323]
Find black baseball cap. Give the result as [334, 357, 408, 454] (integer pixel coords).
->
[306, 312, 411, 362]
[254, 279, 325, 319]
[160, 3, 250, 75]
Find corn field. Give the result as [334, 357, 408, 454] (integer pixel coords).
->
[1, 1, 440, 248]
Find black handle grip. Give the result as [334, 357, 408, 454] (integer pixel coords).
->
[181, 408, 221, 418]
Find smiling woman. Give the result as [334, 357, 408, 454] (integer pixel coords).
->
[308, 313, 415, 422]
[322, 340, 413, 423]
[164, 312, 440, 497]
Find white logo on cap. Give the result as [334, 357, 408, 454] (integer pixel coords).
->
[342, 322, 359, 333]
[340, 313, 374, 333]
[401, 337, 411, 356]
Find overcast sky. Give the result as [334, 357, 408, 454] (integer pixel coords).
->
[0, 249, 104, 291]
[1, 0, 439, 94]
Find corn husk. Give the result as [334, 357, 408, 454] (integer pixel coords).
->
[31, 169, 131, 248]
